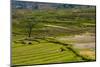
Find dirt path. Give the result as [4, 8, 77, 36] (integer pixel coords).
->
[44, 24, 69, 30]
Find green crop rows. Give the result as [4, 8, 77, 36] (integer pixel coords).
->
[12, 5, 96, 66]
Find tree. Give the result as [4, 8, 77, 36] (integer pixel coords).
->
[27, 20, 33, 38]
[26, 17, 36, 38]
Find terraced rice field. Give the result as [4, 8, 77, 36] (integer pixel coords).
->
[12, 38, 83, 65]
